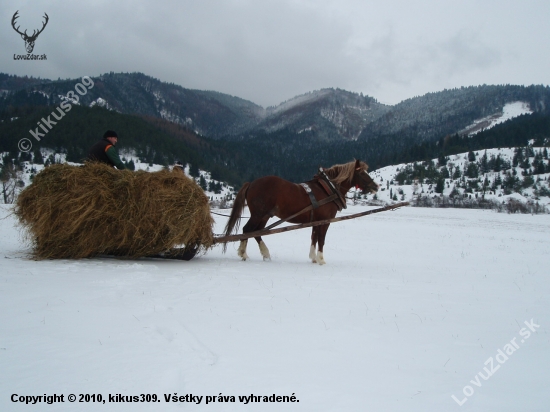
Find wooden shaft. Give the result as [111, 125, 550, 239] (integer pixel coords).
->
[213, 202, 409, 244]
[264, 193, 338, 230]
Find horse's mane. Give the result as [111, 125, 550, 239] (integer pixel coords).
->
[324, 160, 369, 184]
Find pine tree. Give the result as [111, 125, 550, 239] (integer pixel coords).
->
[33, 149, 44, 164]
[520, 154, 531, 170]
[512, 147, 523, 167]
[453, 167, 461, 179]
[199, 175, 207, 190]
[494, 155, 503, 172]
[480, 151, 488, 173]
[522, 175, 534, 189]
[19, 151, 32, 162]
[482, 176, 489, 194]
[189, 163, 200, 178]
[494, 173, 502, 189]
[466, 162, 479, 178]
[435, 177, 445, 194]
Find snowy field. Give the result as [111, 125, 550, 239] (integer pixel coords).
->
[1, 204, 549, 411]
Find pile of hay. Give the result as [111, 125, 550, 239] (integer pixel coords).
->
[15, 162, 214, 259]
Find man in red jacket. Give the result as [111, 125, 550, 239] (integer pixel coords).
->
[87, 130, 125, 170]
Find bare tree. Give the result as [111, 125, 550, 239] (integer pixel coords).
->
[1, 163, 24, 204]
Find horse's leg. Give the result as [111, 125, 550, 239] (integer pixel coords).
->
[316, 224, 330, 265]
[239, 215, 270, 261]
[256, 236, 271, 261]
[237, 239, 249, 260]
[254, 215, 272, 261]
[237, 218, 256, 260]
[310, 227, 318, 263]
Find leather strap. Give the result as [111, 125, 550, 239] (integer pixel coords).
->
[316, 168, 347, 210]
[317, 179, 332, 197]
[300, 183, 319, 209]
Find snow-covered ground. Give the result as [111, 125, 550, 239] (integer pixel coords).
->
[1, 204, 549, 411]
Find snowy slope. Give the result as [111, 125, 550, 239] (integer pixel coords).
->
[266, 90, 333, 115]
[459, 101, 532, 136]
[367, 147, 550, 207]
[1, 204, 549, 411]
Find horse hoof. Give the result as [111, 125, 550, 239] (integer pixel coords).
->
[259, 241, 271, 262]
[316, 252, 326, 265]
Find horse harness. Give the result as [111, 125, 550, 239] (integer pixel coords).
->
[264, 168, 348, 231]
[298, 167, 347, 222]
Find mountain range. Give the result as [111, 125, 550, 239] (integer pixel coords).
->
[1, 71, 550, 184]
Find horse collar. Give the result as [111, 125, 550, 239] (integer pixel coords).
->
[316, 167, 347, 210]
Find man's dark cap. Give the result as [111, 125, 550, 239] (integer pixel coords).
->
[103, 130, 118, 139]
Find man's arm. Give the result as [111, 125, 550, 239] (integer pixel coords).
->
[105, 146, 126, 170]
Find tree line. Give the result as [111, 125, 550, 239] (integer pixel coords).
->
[1, 101, 550, 188]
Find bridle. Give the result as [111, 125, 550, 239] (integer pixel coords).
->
[354, 167, 375, 191]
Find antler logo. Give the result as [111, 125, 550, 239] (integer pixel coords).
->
[11, 10, 49, 54]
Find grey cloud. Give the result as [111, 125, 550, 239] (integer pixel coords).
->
[1, 0, 548, 107]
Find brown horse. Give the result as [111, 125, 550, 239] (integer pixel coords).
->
[223, 159, 379, 264]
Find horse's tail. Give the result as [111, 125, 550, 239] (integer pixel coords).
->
[222, 182, 250, 252]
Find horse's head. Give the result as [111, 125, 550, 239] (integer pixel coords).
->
[352, 159, 379, 194]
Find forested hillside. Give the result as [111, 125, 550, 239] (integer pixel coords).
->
[1, 72, 550, 190]
[0, 72, 265, 138]
[358, 85, 550, 142]
[2, 104, 550, 187]
[205, 110, 550, 183]
[0, 105, 242, 184]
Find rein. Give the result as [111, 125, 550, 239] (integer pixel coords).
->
[211, 211, 248, 218]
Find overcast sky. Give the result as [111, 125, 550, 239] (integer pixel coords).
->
[1, 0, 549, 107]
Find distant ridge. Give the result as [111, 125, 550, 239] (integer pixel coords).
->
[1, 71, 550, 185]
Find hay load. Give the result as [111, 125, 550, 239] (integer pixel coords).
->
[15, 162, 214, 259]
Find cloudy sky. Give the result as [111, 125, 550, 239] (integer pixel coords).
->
[1, 0, 549, 107]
